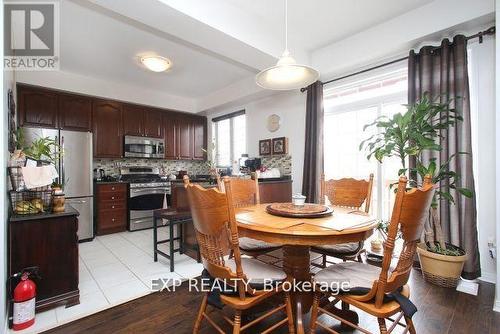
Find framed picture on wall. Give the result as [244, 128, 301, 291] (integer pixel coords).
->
[272, 137, 288, 155]
[259, 139, 272, 156]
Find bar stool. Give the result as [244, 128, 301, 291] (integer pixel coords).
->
[153, 185, 200, 272]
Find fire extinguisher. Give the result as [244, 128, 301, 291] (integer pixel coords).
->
[9, 267, 40, 331]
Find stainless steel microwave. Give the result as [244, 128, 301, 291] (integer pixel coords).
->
[124, 136, 165, 159]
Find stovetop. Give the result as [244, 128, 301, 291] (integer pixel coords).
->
[119, 166, 170, 188]
[128, 180, 171, 189]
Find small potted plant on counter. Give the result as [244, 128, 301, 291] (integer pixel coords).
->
[360, 94, 472, 287]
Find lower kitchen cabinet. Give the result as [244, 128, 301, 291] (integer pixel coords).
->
[9, 207, 80, 312]
[95, 183, 128, 235]
[258, 180, 293, 203]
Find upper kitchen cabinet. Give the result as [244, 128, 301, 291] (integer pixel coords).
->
[122, 104, 143, 137]
[17, 84, 59, 128]
[162, 114, 206, 160]
[192, 117, 207, 160]
[58, 93, 92, 132]
[123, 104, 163, 138]
[92, 100, 123, 158]
[163, 114, 177, 160]
[143, 108, 163, 138]
[177, 117, 193, 159]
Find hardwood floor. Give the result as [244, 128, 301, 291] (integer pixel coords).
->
[43, 267, 500, 334]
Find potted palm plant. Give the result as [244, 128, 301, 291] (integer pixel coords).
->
[360, 94, 472, 287]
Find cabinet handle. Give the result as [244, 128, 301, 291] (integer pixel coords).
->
[112, 205, 115, 209]
[111, 187, 115, 190]
[111, 196, 115, 200]
[112, 218, 115, 222]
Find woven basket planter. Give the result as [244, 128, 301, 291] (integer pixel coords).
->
[416, 242, 467, 288]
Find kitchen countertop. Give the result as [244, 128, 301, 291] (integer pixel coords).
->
[10, 204, 80, 222]
[258, 175, 292, 183]
[94, 180, 129, 184]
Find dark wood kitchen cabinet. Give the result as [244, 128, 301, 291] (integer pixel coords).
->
[58, 93, 92, 132]
[162, 114, 206, 160]
[163, 115, 177, 160]
[122, 104, 144, 137]
[192, 117, 207, 160]
[123, 104, 163, 138]
[9, 208, 80, 311]
[17, 84, 59, 128]
[259, 180, 293, 203]
[143, 108, 163, 138]
[95, 183, 128, 235]
[92, 100, 123, 158]
[177, 117, 193, 159]
[15, 83, 207, 160]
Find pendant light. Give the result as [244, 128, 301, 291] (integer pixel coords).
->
[255, 0, 319, 90]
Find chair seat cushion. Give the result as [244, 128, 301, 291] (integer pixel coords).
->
[313, 241, 363, 256]
[226, 257, 287, 287]
[239, 237, 281, 252]
[314, 262, 381, 290]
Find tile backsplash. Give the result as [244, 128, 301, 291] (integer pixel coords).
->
[93, 158, 210, 177]
[260, 155, 292, 176]
[94, 155, 293, 178]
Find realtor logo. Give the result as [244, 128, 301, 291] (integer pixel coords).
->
[4, 1, 59, 70]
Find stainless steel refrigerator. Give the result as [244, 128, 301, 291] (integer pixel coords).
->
[22, 127, 94, 240]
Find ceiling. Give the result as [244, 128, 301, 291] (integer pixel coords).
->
[221, 0, 436, 52]
[159, 0, 435, 60]
[44, 0, 492, 111]
[60, 0, 254, 98]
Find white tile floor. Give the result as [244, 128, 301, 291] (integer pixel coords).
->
[9, 228, 203, 334]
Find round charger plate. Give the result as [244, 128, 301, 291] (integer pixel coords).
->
[265, 203, 333, 218]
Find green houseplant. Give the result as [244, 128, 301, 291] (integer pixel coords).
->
[360, 94, 472, 287]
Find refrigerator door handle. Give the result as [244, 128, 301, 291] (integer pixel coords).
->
[61, 135, 65, 188]
[67, 199, 87, 204]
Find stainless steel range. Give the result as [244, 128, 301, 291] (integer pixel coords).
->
[120, 167, 171, 231]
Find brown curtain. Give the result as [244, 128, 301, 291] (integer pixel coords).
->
[408, 35, 480, 279]
[302, 81, 324, 203]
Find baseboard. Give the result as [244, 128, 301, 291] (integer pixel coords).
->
[494, 300, 500, 313]
[478, 272, 497, 284]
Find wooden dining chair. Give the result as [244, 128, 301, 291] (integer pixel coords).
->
[216, 173, 281, 257]
[309, 175, 434, 334]
[312, 174, 374, 265]
[184, 176, 295, 334]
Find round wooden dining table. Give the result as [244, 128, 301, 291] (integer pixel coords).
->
[235, 204, 378, 333]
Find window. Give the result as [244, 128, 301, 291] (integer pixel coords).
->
[212, 111, 246, 167]
[323, 66, 407, 220]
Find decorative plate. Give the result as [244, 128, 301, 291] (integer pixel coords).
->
[266, 203, 333, 218]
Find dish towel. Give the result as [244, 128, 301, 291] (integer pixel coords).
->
[162, 193, 169, 225]
[21, 166, 58, 189]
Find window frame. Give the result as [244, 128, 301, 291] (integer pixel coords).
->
[323, 70, 408, 220]
[212, 110, 246, 168]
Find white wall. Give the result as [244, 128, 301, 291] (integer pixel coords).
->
[468, 37, 497, 284]
[312, 0, 494, 79]
[205, 91, 306, 194]
[2, 2, 12, 330]
[495, 0, 500, 313]
[15, 70, 197, 113]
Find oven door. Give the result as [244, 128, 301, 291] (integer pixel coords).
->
[128, 187, 171, 231]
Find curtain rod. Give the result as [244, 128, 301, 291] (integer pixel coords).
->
[300, 26, 495, 92]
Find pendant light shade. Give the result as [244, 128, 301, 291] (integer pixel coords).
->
[255, 50, 319, 90]
[255, 0, 319, 90]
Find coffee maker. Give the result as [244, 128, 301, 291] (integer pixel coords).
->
[243, 158, 262, 172]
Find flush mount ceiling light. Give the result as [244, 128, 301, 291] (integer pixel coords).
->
[140, 56, 172, 72]
[255, 0, 319, 90]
